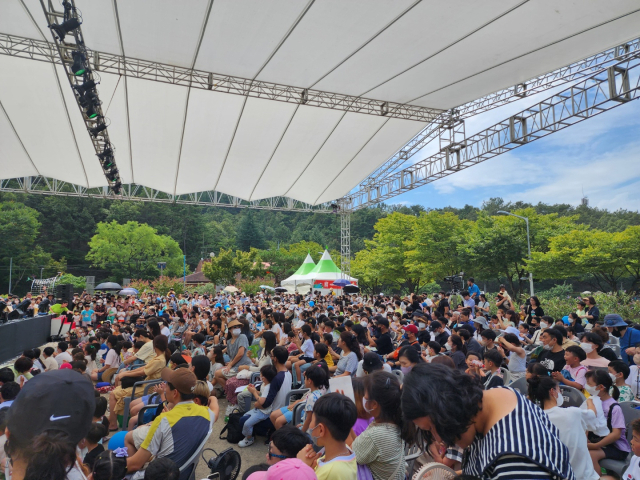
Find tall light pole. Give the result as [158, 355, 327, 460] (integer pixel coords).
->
[497, 211, 534, 297]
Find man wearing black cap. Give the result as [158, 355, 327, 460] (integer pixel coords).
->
[125, 367, 213, 475]
[365, 316, 394, 355]
[431, 320, 450, 347]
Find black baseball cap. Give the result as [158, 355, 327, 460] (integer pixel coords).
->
[7, 370, 95, 446]
[362, 352, 383, 374]
[374, 315, 389, 328]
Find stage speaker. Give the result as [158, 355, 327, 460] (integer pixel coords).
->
[56, 283, 74, 304]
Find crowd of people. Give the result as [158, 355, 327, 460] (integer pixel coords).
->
[1, 277, 640, 480]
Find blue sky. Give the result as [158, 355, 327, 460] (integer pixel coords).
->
[389, 90, 640, 212]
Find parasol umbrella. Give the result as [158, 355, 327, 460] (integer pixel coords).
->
[95, 282, 122, 291]
[260, 285, 275, 291]
[343, 285, 360, 294]
[275, 287, 288, 293]
[223, 285, 239, 293]
[332, 279, 351, 287]
[118, 288, 138, 296]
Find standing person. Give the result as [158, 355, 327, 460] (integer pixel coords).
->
[476, 294, 491, 318]
[586, 370, 631, 473]
[582, 296, 600, 326]
[402, 363, 575, 479]
[466, 278, 480, 303]
[527, 374, 599, 480]
[352, 372, 405, 480]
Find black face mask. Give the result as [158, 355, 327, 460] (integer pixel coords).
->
[612, 327, 623, 338]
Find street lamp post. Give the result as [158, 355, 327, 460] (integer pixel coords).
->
[497, 211, 534, 297]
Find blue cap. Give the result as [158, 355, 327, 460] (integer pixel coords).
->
[562, 315, 570, 324]
[214, 303, 221, 308]
[604, 314, 627, 328]
[309, 301, 315, 307]
[327, 306, 334, 310]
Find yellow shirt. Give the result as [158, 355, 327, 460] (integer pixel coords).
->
[315, 448, 357, 480]
[324, 352, 334, 367]
[144, 354, 167, 380]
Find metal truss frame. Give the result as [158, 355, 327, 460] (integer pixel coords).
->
[340, 212, 351, 278]
[0, 32, 442, 123]
[0, 176, 333, 212]
[359, 36, 640, 188]
[345, 54, 640, 211]
[39, 0, 121, 192]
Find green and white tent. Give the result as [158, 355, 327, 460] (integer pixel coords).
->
[282, 250, 357, 289]
[281, 253, 316, 286]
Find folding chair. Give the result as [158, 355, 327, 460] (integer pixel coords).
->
[559, 385, 585, 407]
[178, 421, 213, 480]
[499, 367, 511, 385]
[405, 444, 423, 478]
[122, 379, 164, 430]
[285, 388, 309, 406]
[250, 371, 261, 384]
[509, 376, 528, 395]
[290, 402, 305, 427]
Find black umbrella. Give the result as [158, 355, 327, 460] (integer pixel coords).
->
[95, 282, 122, 291]
[343, 285, 360, 294]
[275, 287, 288, 293]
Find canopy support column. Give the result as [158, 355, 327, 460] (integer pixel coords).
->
[340, 211, 351, 278]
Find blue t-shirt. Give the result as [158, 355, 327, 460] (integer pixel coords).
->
[468, 283, 481, 299]
[81, 309, 94, 323]
[621, 327, 640, 364]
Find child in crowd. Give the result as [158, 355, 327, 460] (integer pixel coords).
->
[552, 345, 587, 391]
[82, 423, 107, 470]
[464, 352, 483, 378]
[190, 333, 207, 357]
[480, 349, 504, 390]
[91, 451, 127, 480]
[352, 377, 373, 436]
[609, 360, 634, 402]
[611, 418, 640, 480]
[238, 365, 278, 448]
[72, 309, 82, 328]
[297, 392, 357, 480]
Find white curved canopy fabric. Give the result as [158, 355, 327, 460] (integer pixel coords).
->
[1, 1, 639, 204]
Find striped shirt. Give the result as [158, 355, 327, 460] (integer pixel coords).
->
[463, 387, 575, 480]
[352, 423, 405, 480]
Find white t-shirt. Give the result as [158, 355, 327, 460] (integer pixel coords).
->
[42, 356, 58, 371]
[545, 406, 599, 480]
[55, 351, 72, 367]
[104, 349, 121, 368]
[161, 326, 171, 337]
[355, 361, 392, 377]
[580, 396, 609, 437]
[271, 323, 282, 339]
[301, 338, 314, 358]
[622, 455, 640, 480]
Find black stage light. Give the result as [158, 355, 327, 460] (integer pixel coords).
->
[89, 121, 108, 137]
[85, 105, 98, 119]
[71, 51, 87, 76]
[49, 17, 81, 41]
[105, 168, 119, 181]
[73, 78, 96, 97]
[111, 181, 122, 194]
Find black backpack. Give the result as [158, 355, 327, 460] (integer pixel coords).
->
[219, 412, 244, 444]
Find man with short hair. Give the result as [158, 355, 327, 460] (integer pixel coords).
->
[49, 299, 69, 316]
[54, 341, 72, 367]
[366, 317, 394, 355]
[125, 368, 213, 476]
[480, 329, 498, 357]
[41, 347, 58, 371]
[0, 382, 20, 409]
[267, 425, 312, 465]
[534, 328, 566, 372]
[461, 292, 475, 316]
[466, 278, 480, 302]
[431, 321, 449, 347]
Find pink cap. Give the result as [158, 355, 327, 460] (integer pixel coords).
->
[246, 458, 317, 480]
[60, 362, 73, 370]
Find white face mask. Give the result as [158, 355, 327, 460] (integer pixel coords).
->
[540, 322, 549, 329]
[555, 390, 564, 407]
[580, 342, 594, 354]
[585, 384, 599, 396]
[610, 373, 618, 383]
[634, 354, 640, 365]
[231, 328, 241, 337]
[445, 343, 452, 351]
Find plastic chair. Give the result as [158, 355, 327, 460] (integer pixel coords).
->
[499, 367, 511, 385]
[404, 443, 423, 478]
[509, 376, 528, 395]
[392, 369, 404, 384]
[290, 402, 305, 427]
[559, 385, 585, 407]
[610, 344, 621, 358]
[600, 402, 640, 476]
[178, 421, 213, 480]
[284, 388, 309, 406]
[250, 371, 261, 384]
[122, 379, 164, 430]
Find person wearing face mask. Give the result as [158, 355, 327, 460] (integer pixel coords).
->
[397, 346, 424, 376]
[580, 332, 610, 368]
[445, 334, 467, 371]
[430, 320, 449, 348]
[604, 314, 640, 365]
[212, 319, 253, 406]
[585, 369, 632, 473]
[628, 348, 640, 399]
[527, 375, 600, 480]
[533, 328, 566, 372]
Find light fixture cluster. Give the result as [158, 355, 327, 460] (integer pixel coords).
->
[46, 0, 121, 195]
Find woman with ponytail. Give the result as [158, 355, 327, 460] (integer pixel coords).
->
[527, 374, 599, 480]
[586, 369, 632, 473]
[334, 332, 362, 377]
[90, 335, 121, 382]
[108, 335, 169, 431]
[83, 343, 98, 375]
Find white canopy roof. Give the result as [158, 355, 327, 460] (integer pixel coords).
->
[2, 1, 639, 204]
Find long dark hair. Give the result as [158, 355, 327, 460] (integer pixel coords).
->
[527, 374, 558, 406]
[106, 335, 122, 356]
[365, 371, 402, 428]
[147, 319, 161, 338]
[153, 334, 170, 363]
[84, 343, 98, 361]
[449, 334, 466, 355]
[398, 346, 424, 365]
[587, 369, 620, 400]
[340, 331, 362, 361]
[401, 363, 483, 448]
[262, 331, 277, 356]
[351, 324, 368, 346]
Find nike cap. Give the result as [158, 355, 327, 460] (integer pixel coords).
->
[6, 369, 95, 446]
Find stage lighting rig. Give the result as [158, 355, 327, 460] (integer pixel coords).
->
[41, 0, 122, 196]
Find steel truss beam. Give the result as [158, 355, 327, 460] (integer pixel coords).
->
[359, 36, 640, 188]
[39, 0, 121, 193]
[0, 177, 333, 213]
[340, 211, 351, 278]
[0, 32, 441, 123]
[345, 54, 640, 211]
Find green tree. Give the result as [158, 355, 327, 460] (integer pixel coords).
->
[255, 248, 305, 285]
[236, 211, 266, 251]
[86, 221, 184, 281]
[462, 209, 583, 297]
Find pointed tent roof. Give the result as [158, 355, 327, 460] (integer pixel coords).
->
[308, 250, 342, 275]
[293, 253, 316, 276]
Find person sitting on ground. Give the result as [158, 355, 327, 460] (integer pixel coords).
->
[92, 450, 127, 480]
[265, 425, 312, 466]
[0, 382, 20, 410]
[54, 341, 73, 367]
[40, 346, 58, 372]
[82, 422, 107, 470]
[10, 357, 33, 384]
[296, 393, 357, 480]
[90, 335, 121, 383]
[143, 457, 180, 480]
[0, 367, 14, 387]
